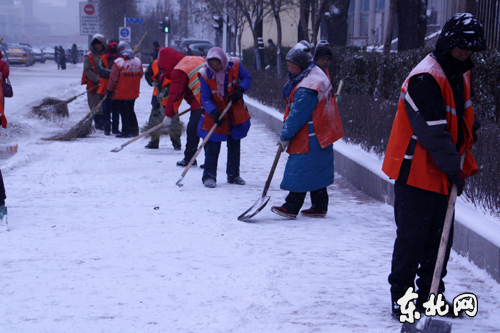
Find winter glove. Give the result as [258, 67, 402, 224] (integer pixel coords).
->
[278, 140, 289, 150]
[163, 116, 172, 127]
[211, 109, 226, 127]
[157, 91, 164, 103]
[448, 170, 466, 196]
[152, 81, 158, 89]
[231, 85, 244, 105]
[106, 90, 113, 100]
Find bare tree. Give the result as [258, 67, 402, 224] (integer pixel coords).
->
[297, 0, 330, 44]
[383, 0, 398, 53]
[397, 0, 427, 51]
[324, 0, 350, 46]
[234, 0, 269, 69]
[266, 0, 296, 75]
[97, 0, 140, 41]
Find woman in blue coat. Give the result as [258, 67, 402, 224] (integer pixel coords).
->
[272, 41, 341, 219]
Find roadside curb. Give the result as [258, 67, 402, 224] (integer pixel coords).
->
[245, 97, 500, 284]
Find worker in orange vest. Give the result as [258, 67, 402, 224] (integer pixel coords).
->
[271, 41, 343, 219]
[82, 33, 107, 130]
[382, 13, 485, 318]
[106, 42, 143, 138]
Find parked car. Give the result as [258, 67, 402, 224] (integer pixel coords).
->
[0, 44, 10, 66]
[188, 43, 214, 57]
[179, 39, 213, 54]
[6, 44, 34, 66]
[32, 48, 46, 63]
[26, 47, 36, 65]
[41, 47, 55, 60]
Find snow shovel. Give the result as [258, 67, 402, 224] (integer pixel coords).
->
[238, 144, 283, 222]
[110, 108, 191, 152]
[400, 155, 465, 333]
[30, 86, 98, 120]
[176, 102, 232, 187]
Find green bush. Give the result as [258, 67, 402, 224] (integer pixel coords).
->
[244, 45, 500, 217]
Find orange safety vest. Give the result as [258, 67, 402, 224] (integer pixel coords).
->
[284, 66, 343, 154]
[382, 54, 478, 195]
[97, 55, 110, 95]
[158, 74, 183, 110]
[199, 59, 251, 135]
[173, 56, 205, 105]
[0, 73, 6, 129]
[113, 57, 143, 100]
[81, 52, 99, 91]
[151, 59, 160, 96]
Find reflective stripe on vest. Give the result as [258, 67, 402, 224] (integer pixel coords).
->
[382, 54, 478, 195]
[173, 56, 205, 104]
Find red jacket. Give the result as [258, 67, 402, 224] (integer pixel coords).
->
[157, 48, 202, 117]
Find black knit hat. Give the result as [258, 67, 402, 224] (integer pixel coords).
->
[286, 40, 313, 69]
[314, 40, 332, 61]
[436, 13, 486, 53]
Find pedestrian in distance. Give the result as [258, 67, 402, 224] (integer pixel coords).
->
[97, 39, 120, 135]
[71, 43, 78, 64]
[159, 47, 205, 167]
[143, 54, 182, 150]
[197, 47, 252, 188]
[58, 45, 66, 70]
[106, 42, 143, 138]
[271, 40, 343, 219]
[382, 13, 486, 318]
[82, 34, 107, 131]
[54, 45, 59, 64]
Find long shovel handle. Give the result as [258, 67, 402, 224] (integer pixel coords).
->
[111, 108, 191, 152]
[177, 102, 232, 186]
[262, 144, 283, 197]
[430, 154, 466, 297]
[65, 86, 98, 104]
[133, 31, 148, 53]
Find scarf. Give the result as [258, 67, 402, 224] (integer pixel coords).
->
[205, 47, 229, 99]
[282, 62, 315, 101]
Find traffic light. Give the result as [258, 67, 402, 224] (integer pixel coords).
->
[212, 15, 223, 33]
[159, 17, 170, 34]
[164, 16, 170, 34]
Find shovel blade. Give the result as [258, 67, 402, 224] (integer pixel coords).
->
[110, 146, 123, 153]
[238, 196, 271, 222]
[401, 318, 452, 333]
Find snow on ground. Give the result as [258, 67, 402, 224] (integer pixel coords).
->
[1, 62, 500, 333]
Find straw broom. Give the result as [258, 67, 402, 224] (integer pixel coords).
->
[30, 86, 98, 121]
[42, 95, 107, 141]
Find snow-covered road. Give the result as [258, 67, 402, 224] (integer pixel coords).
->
[1, 62, 499, 333]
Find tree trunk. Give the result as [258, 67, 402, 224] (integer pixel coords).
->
[310, 0, 329, 45]
[298, 0, 310, 42]
[465, 0, 478, 16]
[270, 0, 284, 76]
[326, 0, 350, 46]
[383, 0, 398, 53]
[398, 0, 427, 51]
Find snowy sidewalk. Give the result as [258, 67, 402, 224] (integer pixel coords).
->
[1, 63, 499, 332]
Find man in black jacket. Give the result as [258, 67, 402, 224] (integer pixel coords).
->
[383, 13, 486, 319]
